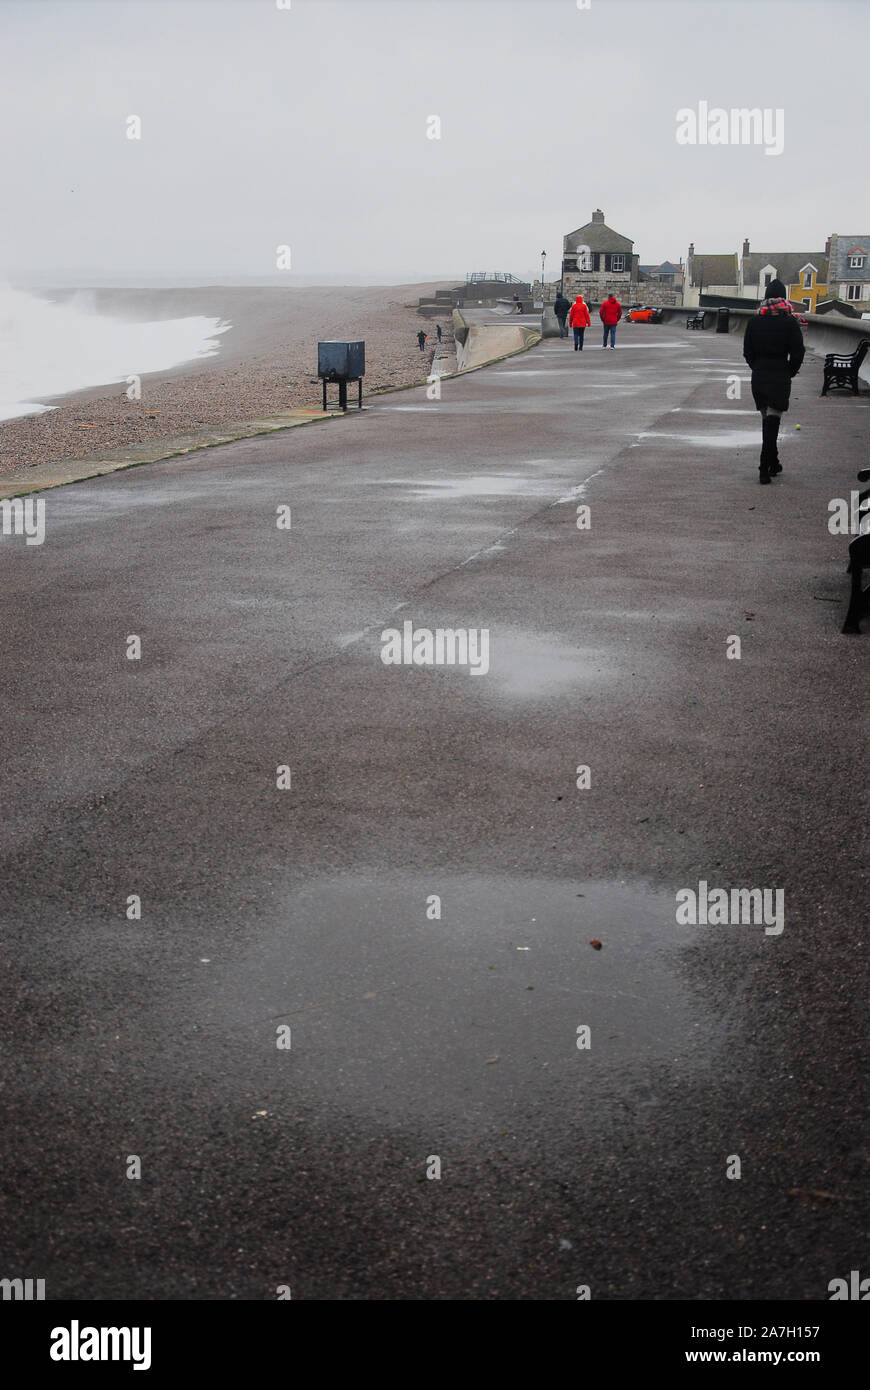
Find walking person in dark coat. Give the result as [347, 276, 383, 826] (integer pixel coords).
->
[436, 323, 442, 342]
[417, 329, 427, 351]
[553, 291, 571, 338]
[742, 279, 805, 484]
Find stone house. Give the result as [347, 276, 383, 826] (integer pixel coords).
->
[562, 209, 639, 304]
[826, 233, 870, 309]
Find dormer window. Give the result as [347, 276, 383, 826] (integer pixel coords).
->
[849, 253, 865, 268]
[803, 271, 813, 288]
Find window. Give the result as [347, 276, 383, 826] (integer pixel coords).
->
[764, 273, 772, 287]
[846, 284, 862, 300]
[849, 254, 865, 268]
[803, 271, 813, 288]
[802, 299, 812, 311]
[611, 254, 625, 272]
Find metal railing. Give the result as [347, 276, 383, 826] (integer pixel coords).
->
[465, 272, 527, 285]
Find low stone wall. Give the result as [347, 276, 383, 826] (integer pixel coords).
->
[562, 273, 637, 304]
[635, 285, 682, 307]
[532, 281, 560, 304]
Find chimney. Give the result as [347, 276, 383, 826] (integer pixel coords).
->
[591, 209, 605, 224]
[742, 238, 750, 257]
[825, 236, 831, 256]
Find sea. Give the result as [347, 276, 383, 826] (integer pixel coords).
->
[0, 284, 230, 422]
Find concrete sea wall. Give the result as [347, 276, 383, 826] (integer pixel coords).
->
[657, 306, 870, 385]
[451, 309, 540, 372]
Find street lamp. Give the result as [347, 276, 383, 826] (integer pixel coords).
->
[540, 249, 546, 306]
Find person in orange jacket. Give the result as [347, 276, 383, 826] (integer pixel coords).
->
[567, 294, 591, 351]
[599, 294, 622, 348]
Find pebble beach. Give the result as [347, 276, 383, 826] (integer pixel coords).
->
[0, 283, 457, 479]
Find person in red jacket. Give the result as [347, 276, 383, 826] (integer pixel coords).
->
[567, 294, 591, 351]
[599, 294, 622, 348]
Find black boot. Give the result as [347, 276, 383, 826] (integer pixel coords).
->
[759, 427, 772, 483]
[769, 416, 782, 474]
[762, 416, 782, 475]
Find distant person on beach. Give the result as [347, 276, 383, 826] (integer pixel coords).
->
[742, 278, 805, 484]
[567, 294, 591, 350]
[553, 291, 571, 338]
[436, 324, 442, 342]
[599, 294, 622, 348]
[417, 330, 427, 351]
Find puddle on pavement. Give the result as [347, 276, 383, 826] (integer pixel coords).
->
[335, 628, 371, 648]
[553, 471, 603, 504]
[566, 381, 682, 390]
[480, 628, 615, 698]
[375, 403, 558, 414]
[202, 872, 722, 1129]
[390, 517, 499, 535]
[369, 626, 617, 700]
[635, 429, 774, 450]
[379, 469, 565, 500]
[595, 339, 685, 348]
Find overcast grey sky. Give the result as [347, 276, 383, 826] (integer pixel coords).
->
[1, 0, 866, 285]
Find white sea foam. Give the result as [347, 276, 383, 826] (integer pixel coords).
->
[0, 285, 230, 420]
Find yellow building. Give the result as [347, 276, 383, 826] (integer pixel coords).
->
[741, 247, 828, 310]
[786, 261, 827, 312]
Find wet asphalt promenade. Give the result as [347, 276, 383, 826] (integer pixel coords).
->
[1, 315, 867, 1300]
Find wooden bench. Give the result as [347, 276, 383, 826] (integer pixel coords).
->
[686, 312, 706, 330]
[821, 337, 870, 396]
[842, 466, 870, 633]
